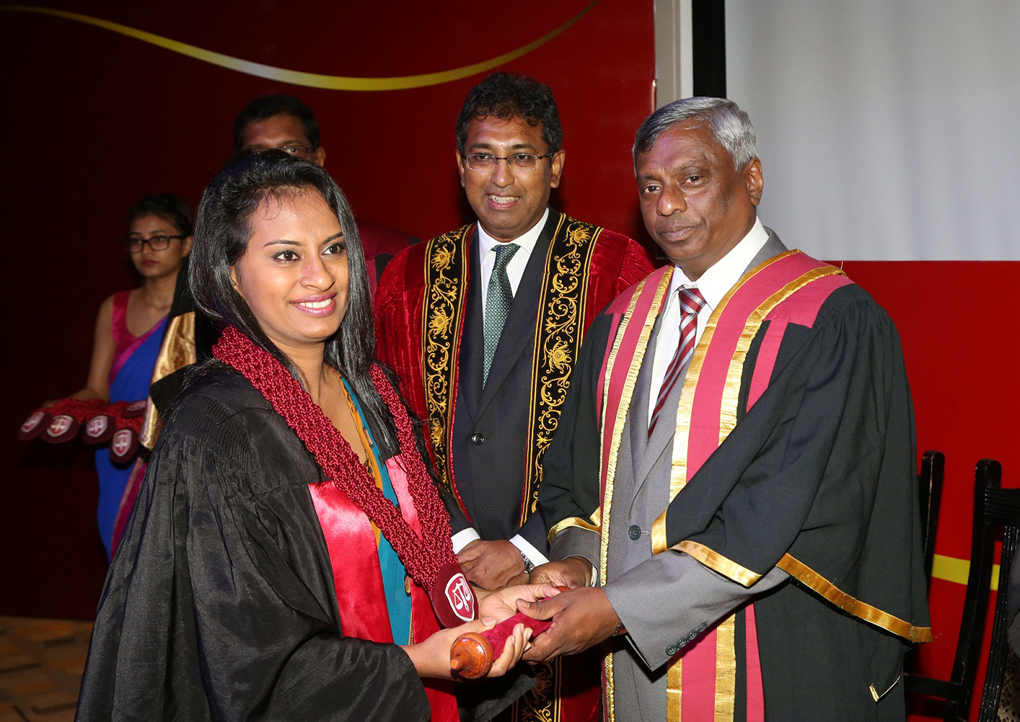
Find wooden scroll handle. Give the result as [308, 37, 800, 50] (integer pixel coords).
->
[450, 611, 554, 679]
[450, 586, 568, 679]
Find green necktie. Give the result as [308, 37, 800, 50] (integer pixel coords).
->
[483, 243, 520, 385]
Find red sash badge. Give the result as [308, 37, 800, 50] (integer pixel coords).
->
[109, 428, 139, 463]
[84, 415, 114, 444]
[430, 561, 478, 628]
[122, 400, 147, 418]
[18, 410, 49, 441]
[43, 414, 79, 443]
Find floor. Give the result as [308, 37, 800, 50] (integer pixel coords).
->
[0, 617, 92, 722]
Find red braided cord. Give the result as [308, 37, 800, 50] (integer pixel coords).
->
[31, 399, 142, 430]
[213, 327, 455, 592]
[43, 398, 107, 420]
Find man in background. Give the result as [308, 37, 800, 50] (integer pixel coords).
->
[234, 94, 417, 292]
[144, 94, 416, 445]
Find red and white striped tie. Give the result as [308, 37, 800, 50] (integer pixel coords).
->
[648, 286, 707, 436]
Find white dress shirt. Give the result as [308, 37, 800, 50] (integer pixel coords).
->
[647, 217, 769, 425]
[477, 207, 549, 322]
[581, 219, 772, 587]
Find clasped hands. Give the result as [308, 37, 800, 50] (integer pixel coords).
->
[411, 556, 606, 681]
[465, 555, 623, 664]
[517, 557, 621, 662]
[404, 581, 560, 680]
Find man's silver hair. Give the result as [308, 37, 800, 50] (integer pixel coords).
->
[633, 97, 757, 171]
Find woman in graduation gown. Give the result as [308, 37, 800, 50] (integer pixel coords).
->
[75, 152, 545, 721]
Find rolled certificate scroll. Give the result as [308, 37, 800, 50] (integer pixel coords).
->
[450, 611, 554, 679]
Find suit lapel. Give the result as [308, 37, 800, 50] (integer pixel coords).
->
[628, 323, 660, 489]
[458, 227, 484, 420]
[475, 211, 558, 414]
[750, 228, 787, 270]
[634, 313, 682, 487]
[635, 364, 687, 489]
[630, 228, 789, 489]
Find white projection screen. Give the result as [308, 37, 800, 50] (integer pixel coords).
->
[725, 1, 1020, 260]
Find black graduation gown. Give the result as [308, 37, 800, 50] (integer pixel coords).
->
[75, 367, 431, 721]
[539, 283, 929, 720]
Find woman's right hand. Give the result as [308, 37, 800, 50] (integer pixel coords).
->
[400, 617, 532, 680]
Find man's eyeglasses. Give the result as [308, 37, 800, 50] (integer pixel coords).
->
[125, 235, 184, 253]
[464, 152, 555, 173]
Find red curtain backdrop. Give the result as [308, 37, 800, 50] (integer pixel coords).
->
[0, 0, 655, 617]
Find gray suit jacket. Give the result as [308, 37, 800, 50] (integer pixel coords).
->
[554, 231, 790, 679]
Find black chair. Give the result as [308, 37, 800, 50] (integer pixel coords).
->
[906, 450, 947, 676]
[976, 476, 1020, 721]
[905, 459, 1002, 721]
[919, 450, 946, 591]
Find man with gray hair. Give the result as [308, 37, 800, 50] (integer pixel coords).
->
[521, 97, 931, 719]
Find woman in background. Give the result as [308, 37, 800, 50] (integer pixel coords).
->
[65, 194, 192, 558]
[76, 153, 542, 721]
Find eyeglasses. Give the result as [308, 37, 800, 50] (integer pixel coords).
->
[464, 152, 556, 173]
[125, 235, 184, 253]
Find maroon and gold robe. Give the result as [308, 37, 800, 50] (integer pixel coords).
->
[375, 210, 654, 722]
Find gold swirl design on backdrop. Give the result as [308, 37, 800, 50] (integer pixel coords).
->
[1, 2, 599, 90]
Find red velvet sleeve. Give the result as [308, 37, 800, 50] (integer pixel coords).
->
[581, 231, 657, 335]
[373, 244, 430, 422]
[614, 236, 659, 294]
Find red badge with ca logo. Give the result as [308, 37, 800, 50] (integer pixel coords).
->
[122, 400, 147, 417]
[84, 415, 114, 444]
[43, 414, 79, 443]
[18, 410, 50, 441]
[109, 428, 139, 464]
[430, 561, 478, 628]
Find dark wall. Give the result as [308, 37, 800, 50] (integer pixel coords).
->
[0, 0, 656, 618]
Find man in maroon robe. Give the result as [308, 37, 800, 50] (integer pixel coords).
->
[375, 72, 653, 722]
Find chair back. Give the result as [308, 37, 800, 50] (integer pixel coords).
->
[919, 450, 946, 591]
[905, 459, 1002, 721]
[976, 472, 1020, 721]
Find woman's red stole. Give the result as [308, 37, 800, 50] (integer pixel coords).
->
[310, 455, 458, 719]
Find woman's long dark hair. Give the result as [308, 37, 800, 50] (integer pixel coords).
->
[189, 151, 398, 453]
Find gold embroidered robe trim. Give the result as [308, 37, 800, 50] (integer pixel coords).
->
[521, 215, 602, 525]
[420, 217, 605, 722]
[419, 216, 604, 524]
[420, 225, 471, 499]
[598, 270, 672, 722]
